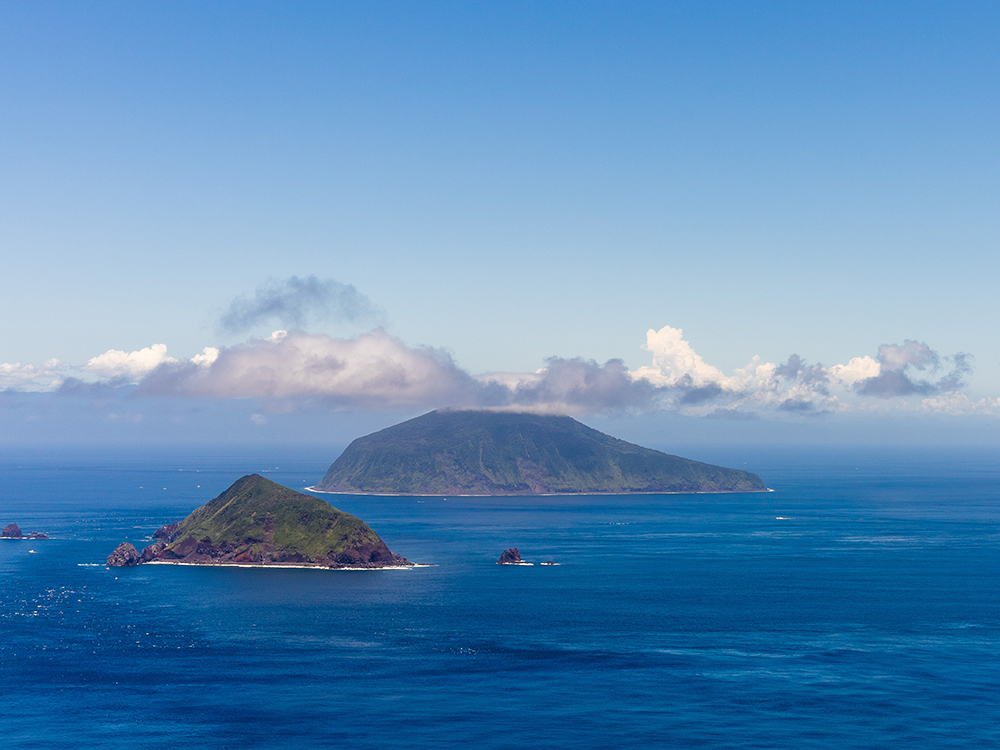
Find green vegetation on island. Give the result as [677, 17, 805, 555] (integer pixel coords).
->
[314, 410, 767, 496]
[107, 474, 410, 567]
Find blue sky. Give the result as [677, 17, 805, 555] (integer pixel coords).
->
[2, 2, 998, 447]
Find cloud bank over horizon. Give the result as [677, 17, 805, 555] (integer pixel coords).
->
[3, 325, 995, 420]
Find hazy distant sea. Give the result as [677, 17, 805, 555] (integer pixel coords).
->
[1, 446, 997, 749]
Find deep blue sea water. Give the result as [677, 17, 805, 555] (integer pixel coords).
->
[1, 446, 997, 749]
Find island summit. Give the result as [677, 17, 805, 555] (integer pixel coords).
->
[313, 410, 766, 496]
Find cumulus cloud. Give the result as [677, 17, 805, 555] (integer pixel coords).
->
[827, 356, 880, 387]
[130, 332, 663, 415]
[633, 326, 726, 387]
[775, 354, 829, 388]
[855, 340, 971, 398]
[83, 344, 177, 381]
[627, 327, 838, 414]
[137, 329, 487, 409]
[190, 347, 219, 367]
[3, 323, 984, 419]
[627, 326, 973, 416]
[122, 325, 978, 416]
[481, 358, 660, 414]
[0, 359, 63, 391]
[50, 345, 226, 394]
[220, 276, 384, 334]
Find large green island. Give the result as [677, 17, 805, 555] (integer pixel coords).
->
[313, 410, 767, 496]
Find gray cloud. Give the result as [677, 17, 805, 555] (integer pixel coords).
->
[876, 340, 938, 373]
[57, 377, 132, 397]
[937, 352, 974, 392]
[138, 329, 482, 410]
[678, 379, 725, 405]
[775, 354, 829, 388]
[134, 334, 665, 415]
[856, 340, 972, 398]
[778, 398, 818, 413]
[505, 357, 661, 413]
[16, 323, 979, 419]
[857, 369, 936, 398]
[220, 276, 385, 334]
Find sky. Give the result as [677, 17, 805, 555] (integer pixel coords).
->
[1, 1, 998, 450]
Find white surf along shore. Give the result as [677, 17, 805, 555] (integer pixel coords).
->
[139, 559, 432, 571]
[307, 486, 772, 497]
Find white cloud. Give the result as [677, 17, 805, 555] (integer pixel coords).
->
[83, 344, 177, 381]
[878, 341, 937, 372]
[920, 393, 1000, 415]
[137, 329, 484, 408]
[190, 347, 219, 367]
[828, 356, 880, 387]
[630, 326, 972, 416]
[4, 324, 987, 420]
[0, 359, 64, 391]
[632, 326, 726, 387]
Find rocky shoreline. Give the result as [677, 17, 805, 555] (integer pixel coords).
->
[106, 475, 415, 569]
[2, 523, 48, 540]
[107, 522, 411, 569]
[145, 559, 421, 570]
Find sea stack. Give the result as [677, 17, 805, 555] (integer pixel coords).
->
[107, 542, 141, 567]
[497, 548, 523, 564]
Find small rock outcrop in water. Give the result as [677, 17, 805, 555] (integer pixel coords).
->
[2, 523, 49, 539]
[107, 542, 142, 567]
[107, 474, 413, 569]
[497, 548, 523, 564]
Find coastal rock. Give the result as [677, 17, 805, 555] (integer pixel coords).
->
[497, 548, 523, 564]
[153, 522, 181, 542]
[107, 542, 142, 567]
[1, 523, 48, 539]
[140, 541, 167, 562]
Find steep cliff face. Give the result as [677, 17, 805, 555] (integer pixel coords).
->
[107, 475, 410, 568]
[315, 410, 767, 496]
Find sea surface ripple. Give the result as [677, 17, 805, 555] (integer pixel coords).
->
[1, 446, 997, 749]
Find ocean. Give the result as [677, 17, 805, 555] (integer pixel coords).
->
[1, 445, 997, 749]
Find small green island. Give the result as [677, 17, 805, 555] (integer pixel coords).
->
[313, 409, 766, 496]
[107, 474, 411, 568]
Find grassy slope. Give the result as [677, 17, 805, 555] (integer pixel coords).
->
[318, 410, 766, 495]
[166, 475, 383, 559]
